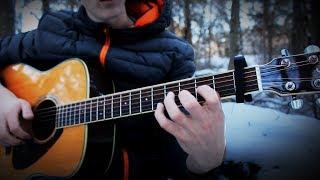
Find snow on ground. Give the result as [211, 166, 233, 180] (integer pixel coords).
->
[223, 102, 320, 179]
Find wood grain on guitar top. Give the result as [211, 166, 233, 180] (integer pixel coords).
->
[0, 59, 89, 179]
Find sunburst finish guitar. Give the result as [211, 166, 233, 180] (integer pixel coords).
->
[0, 46, 319, 179]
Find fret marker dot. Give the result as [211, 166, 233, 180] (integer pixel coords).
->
[145, 98, 148, 101]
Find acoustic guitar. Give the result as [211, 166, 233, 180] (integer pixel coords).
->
[0, 46, 319, 179]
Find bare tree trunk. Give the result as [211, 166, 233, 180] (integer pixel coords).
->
[229, 0, 241, 70]
[42, 0, 50, 12]
[262, 0, 269, 60]
[290, 0, 308, 54]
[183, 0, 192, 44]
[0, 0, 15, 36]
[308, 0, 320, 119]
[309, 0, 320, 46]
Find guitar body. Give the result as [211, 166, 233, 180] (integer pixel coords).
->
[0, 59, 115, 179]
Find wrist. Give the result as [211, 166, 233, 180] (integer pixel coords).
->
[186, 155, 219, 174]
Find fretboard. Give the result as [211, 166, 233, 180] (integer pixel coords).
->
[55, 66, 261, 128]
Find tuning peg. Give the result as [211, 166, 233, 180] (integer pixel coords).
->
[289, 96, 303, 110]
[281, 49, 290, 57]
[304, 45, 320, 54]
[316, 98, 320, 107]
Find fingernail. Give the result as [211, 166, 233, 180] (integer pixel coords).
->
[168, 91, 174, 96]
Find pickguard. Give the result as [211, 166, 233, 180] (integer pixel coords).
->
[12, 129, 63, 170]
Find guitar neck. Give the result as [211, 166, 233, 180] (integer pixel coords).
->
[55, 66, 262, 129]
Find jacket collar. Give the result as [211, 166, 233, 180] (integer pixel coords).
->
[75, 0, 172, 44]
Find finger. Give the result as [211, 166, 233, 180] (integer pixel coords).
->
[6, 107, 31, 140]
[19, 99, 34, 120]
[178, 90, 203, 119]
[0, 124, 23, 146]
[2, 135, 23, 146]
[163, 92, 188, 125]
[197, 85, 221, 110]
[155, 103, 189, 142]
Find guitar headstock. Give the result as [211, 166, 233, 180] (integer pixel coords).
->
[260, 45, 320, 103]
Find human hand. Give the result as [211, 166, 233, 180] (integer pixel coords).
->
[154, 85, 225, 173]
[0, 86, 33, 147]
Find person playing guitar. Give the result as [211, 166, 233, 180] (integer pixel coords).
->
[0, 0, 225, 179]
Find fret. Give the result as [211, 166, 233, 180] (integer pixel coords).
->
[91, 99, 98, 121]
[164, 85, 167, 96]
[215, 72, 236, 97]
[57, 106, 60, 128]
[69, 104, 73, 125]
[129, 92, 132, 114]
[139, 90, 142, 113]
[85, 100, 91, 123]
[104, 96, 112, 119]
[141, 89, 152, 112]
[111, 96, 113, 118]
[153, 85, 164, 109]
[61, 105, 65, 127]
[103, 97, 106, 120]
[120, 94, 122, 117]
[131, 90, 140, 114]
[64, 105, 68, 126]
[67, 104, 71, 126]
[194, 79, 198, 100]
[212, 76, 215, 89]
[98, 98, 104, 120]
[121, 93, 130, 116]
[74, 103, 79, 125]
[63, 105, 67, 126]
[79, 102, 85, 124]
[151, 87, 154, 111]
[103, 97, 106, 119]
[113, 94, 121, 117]
[167, 83, 180, 105]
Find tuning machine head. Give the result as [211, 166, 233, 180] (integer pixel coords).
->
[316, 97, 320, 107]
[289, 96, 303, 110]
[304, 45, 320, 54]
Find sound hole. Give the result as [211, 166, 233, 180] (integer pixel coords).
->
[33, 99, 57, 142]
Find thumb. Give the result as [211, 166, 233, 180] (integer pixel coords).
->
[19, 99, 34, 120]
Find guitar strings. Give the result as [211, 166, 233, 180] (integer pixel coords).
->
[36, 64, 316, 118]
[260, 62, 315, 78]
[34, 59, 318, 115]
[39, 82, 260, 123]
[36, 76, 258, 117]
[38, 79, 259, 120]
[51, 84, 261, 127]
[34, 70, 257, 115]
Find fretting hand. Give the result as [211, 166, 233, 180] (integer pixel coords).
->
[155, 85, 225, 174]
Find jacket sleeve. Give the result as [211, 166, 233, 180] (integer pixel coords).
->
[0, 12, 102, 69]
[166, 41, 196, 81]
[0, 31, 38, 68]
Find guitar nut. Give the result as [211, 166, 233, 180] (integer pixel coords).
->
[308, 55, 318, 64]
